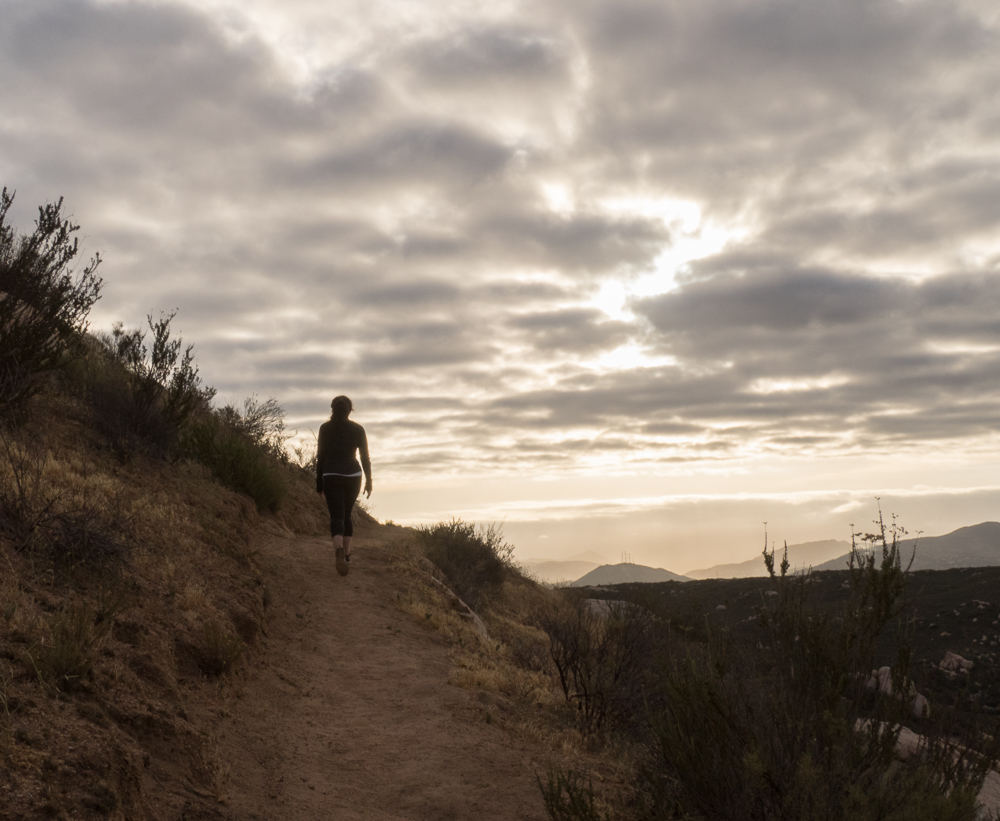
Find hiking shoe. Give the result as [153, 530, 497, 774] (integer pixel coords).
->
[335, 547, 349, 576]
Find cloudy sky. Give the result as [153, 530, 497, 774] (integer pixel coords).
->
[3, 0, 1000, 572]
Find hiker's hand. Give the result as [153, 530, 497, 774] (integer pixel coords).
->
[364, 479, 372, 498]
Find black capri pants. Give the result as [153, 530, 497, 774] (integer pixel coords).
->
[322, 474, 363, 538]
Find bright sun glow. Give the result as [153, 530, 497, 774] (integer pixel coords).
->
[588, 196, 747, 323]
[748, 375, 851, 394]
[637, 219, 745, 294]
[924, 340, 1000, 355]
[540, 182, 574, 215]
[590, 281, 631, 320]
[591, 343, 677, 372]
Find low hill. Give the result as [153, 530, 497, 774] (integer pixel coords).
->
[571, 562, 691, 586]
[686, 538, 851, 579]
[812, 522, 1000, 572]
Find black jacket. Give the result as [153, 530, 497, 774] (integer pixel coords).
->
[316, 419, 371, 492]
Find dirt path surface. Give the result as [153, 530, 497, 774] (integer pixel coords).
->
[214, 528, 549, 821]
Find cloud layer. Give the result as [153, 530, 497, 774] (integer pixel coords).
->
[3, 0, 1000, 559]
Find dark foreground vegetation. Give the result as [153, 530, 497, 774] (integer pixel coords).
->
[603, 565, 1000, 727]
[415, 511, 1000, 819]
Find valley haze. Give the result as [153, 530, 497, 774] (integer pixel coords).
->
[524, 522, 1000, 584]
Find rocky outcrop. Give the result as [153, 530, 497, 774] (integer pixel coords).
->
[939, 650, 974, 673]
[857, 720, 1000, 818]
[865, 665, 931, 719]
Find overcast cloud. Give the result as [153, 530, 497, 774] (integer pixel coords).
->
[2, 0, 999, 568]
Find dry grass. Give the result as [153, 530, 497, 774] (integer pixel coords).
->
[177, 582, 209, 613]
[389, 524, 641, 815]
[1, 565, 38, 643]
[197, 617, 245, 676]
[203, 731, 233, 803]
[29, 601, 110, 692]
[0, 383, 326, 818]
[0, 657, 13, 755]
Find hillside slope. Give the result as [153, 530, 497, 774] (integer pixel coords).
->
[0, 388, 329, 819]
[686, 538, 851, 579]
[0, 355, 604, 818]
[0, 411, 558, 818]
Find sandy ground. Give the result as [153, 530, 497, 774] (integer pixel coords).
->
[212, 529, 549, 821]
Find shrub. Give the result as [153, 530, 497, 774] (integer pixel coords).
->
[218, 395, 289, 461]
[49, 503, 136, 573]
[417, 519, 515, 611]
[31, 602, 109, 692]
[0, 188, 102, 416]
[639, 509, 1000, 821]
[290, 430, 318, 472]
[0, 428, 62, 551]
[197, 618, 244, 676]
[103, 313, 213, 429]
[85, 353, 175, 457]
[538, 770, 610, 821]
[0, 428, 137, 568]
[541, 596, 653, 737]
[88, 312, 215, 456]
[182, 415, 287, 512]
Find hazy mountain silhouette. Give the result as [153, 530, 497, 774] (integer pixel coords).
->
[812, 522, 1000, 572]
[521, 550, 608, 583]
[686, 539, 851, 579]
[521, 559, 600, 584]
[571, 562, 691, 586]
[564, 550, 609, 564]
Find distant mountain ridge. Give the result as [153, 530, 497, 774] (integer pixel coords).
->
[571, 562, 691, 586]
[524, 523, 1000, 586]
[812, 522, 1000, 572]
[520, 550, 608, 584]
[686, 538, 851, 579]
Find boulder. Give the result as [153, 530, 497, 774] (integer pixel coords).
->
[865, 666, 931, 719]
[866, 666, 893, 694]
[940, 651, 974, 672]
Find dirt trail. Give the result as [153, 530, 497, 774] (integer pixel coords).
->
[213, 527, 549, 821]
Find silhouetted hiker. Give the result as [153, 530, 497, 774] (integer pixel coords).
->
[316, 395, 372, 573]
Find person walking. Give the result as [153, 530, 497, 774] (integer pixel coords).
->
[316, 395, 372, 575]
